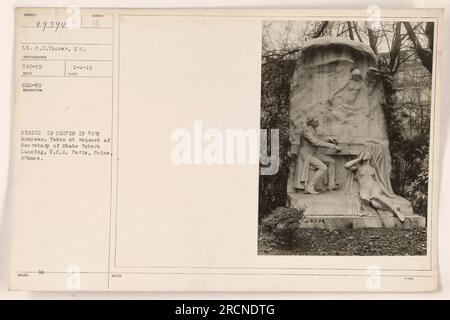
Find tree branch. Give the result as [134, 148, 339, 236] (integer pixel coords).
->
[352, 22, 363, 42]
[388, 22, 402, 72]
[313, 21, 329, 38]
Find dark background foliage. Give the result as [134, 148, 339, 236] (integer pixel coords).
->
[259, 59, 296, 216]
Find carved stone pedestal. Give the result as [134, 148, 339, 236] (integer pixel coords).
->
[288, 191, 426, 230]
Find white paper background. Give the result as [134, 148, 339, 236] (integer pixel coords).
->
[1, 0, 449, 299]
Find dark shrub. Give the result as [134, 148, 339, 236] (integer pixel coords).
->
[261, 206, 305, 246]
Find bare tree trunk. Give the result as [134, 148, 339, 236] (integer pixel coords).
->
[389, 22, 402, 72]
[346, 21, 354, 40]
[367, 26, 378, 54]
[425, 22, 434, 52]
[403, 21, 433, 73]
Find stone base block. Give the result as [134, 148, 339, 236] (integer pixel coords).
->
[288, 191, 413, 217]
[299, 214, 426, 230]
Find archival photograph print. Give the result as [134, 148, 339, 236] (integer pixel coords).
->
[258, 20, 434, 256]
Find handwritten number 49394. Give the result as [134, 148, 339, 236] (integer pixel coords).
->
[35, 21, 66, 33]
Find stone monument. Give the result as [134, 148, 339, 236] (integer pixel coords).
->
[287, 37, 425, 229]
